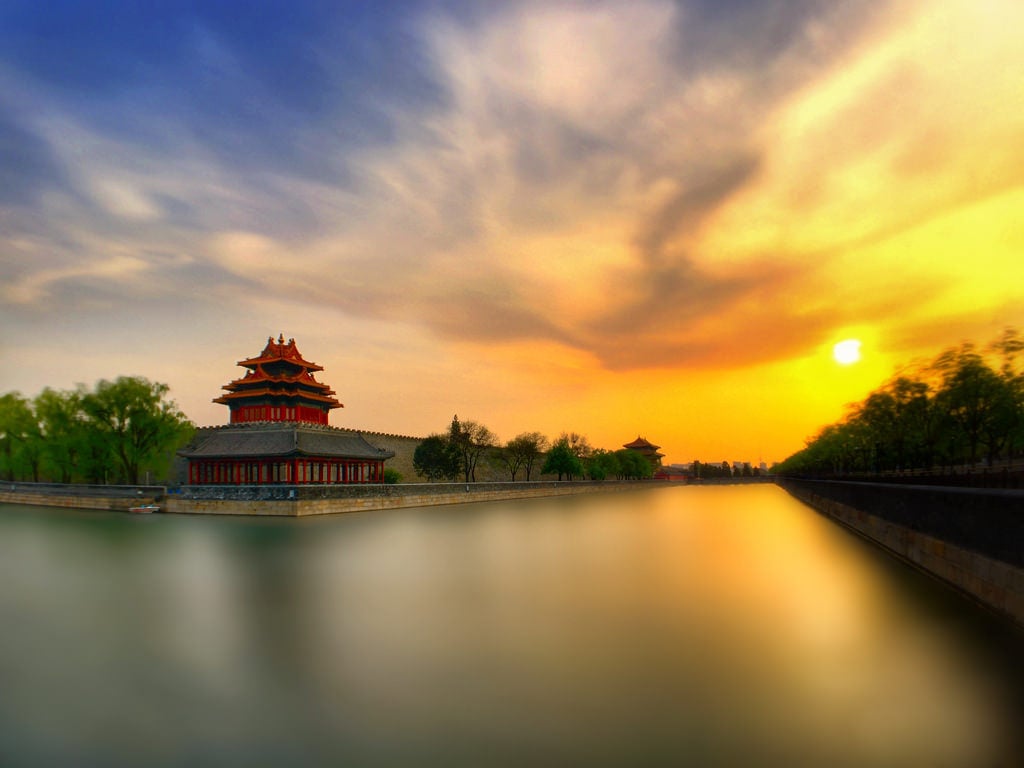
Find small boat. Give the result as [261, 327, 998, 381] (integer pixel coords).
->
[128, 503, 160, 514]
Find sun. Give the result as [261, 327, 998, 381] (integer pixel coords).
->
[833, 339, 862, 365]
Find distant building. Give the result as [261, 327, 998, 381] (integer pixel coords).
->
[623, 436, 665, 470]
[179, 335, 394, 484]
[654, 464, 690, 482]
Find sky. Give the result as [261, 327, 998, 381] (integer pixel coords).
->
[1, 0, 1022, 465]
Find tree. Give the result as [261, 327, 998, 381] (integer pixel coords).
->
[931, 344, 1007, 465]
[79, 377, 193, 484]
[586, 448, 619, 481]
[988, 327, 1024, 461]
[413, 434, 460, 482]
[775, 328, 1024, 476]
[614, 449, 653, 480]
[448, 415, 497, 483]
[34, 387, 87, 483]
[383, 468, 402, 484]
[0, 393, 38, 481]
[543, 437, 584, 481]
[563, 432, 593, 462]
[495, 431, 549, 481]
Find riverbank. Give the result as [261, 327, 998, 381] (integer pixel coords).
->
[0, 480, 653, 516]
[0, 483, 164, 512]
[778, 478, 1024, 629]
[168, 480, 652, 516]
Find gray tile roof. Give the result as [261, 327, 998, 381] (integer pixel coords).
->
[179, 423, 395, 460]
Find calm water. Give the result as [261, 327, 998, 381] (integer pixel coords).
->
[0, 485, 1021, 767]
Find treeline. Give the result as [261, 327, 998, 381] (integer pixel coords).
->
[776, 328, 1024, 476]
[692, 461, 762, 479]
[0, 377, 194, 485]
[413, 416, 655, 482]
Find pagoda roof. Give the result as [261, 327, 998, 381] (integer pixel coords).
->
[236, 334, 324, 372]
[215, 335, 342, 411]
[225, 368, 334, 388]
[178, 423, 395, 460]
[623, 435, 662, 451]
[213, 388, 343, 407]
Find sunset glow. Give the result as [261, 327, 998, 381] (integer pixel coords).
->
[833, 340, 862, 366]
[1, 0, 1022, 464]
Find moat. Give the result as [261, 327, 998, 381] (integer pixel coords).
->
[1, 484, 1021, 766]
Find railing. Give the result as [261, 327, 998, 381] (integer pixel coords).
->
[781, 466, 1024, 490]
[778, 477, 1024, 567]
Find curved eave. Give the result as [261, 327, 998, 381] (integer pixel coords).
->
[213, 390, 343, 409]
[179, 425, 395, 460]
[236, 355, 324, 372]
[624, 439, 661, 451]
[220, 378, 338, 396]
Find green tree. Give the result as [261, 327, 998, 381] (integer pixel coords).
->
[542, 437, 584, 481]
[383, 468, 402, 484]
[586, 448, 620, 481]
[614, 449, 653, 480]
[34, 387, 86, 483]
[413, 434, 461, 482]
[79, 377, 193, 484]
[0, 393, 38, 481]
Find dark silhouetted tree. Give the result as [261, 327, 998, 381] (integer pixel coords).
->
[413, 434, 460, 482]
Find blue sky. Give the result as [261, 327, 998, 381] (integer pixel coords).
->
[2, 0, 1022, 461]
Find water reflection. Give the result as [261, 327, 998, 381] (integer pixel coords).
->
[0, 485, 1020, 766]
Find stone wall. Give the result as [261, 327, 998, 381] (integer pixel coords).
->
[0, 484, 162, 512]
[779, 479, 1024, 629]
[336, 428, 557, 483]
[177, 425, 564, 484]
[165, 481, 645, 516]
[335, 429, 423, 481]
[1, 480, 651, 516]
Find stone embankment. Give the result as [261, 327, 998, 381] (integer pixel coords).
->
[0, 483, 164, 512]
[779, 478, 1024, 629]
[166, 480, 647, 516]
[1, 480, 653, 516]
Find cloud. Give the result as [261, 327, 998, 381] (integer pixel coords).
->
[2, 0, 1021, 387]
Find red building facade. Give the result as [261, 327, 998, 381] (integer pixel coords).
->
[180, 336, 394, 485]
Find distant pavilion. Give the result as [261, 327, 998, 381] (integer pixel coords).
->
[179, 335, 394, 484]
[623, 436, 665, 470]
